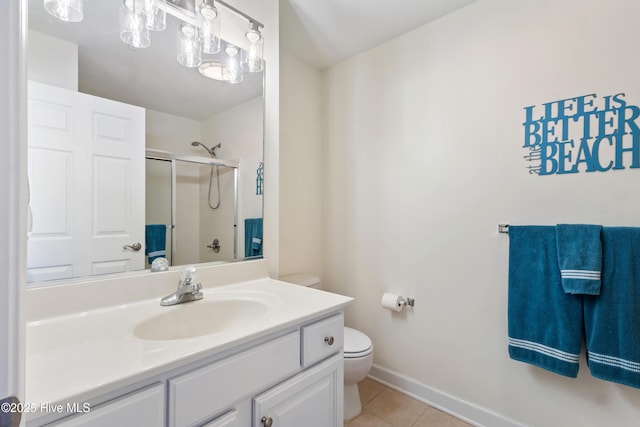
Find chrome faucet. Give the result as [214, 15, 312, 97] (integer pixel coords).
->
[160, 266, 203, 306]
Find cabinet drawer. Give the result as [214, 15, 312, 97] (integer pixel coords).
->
[51, 383, 164, 427]
[301, 314, 344, 367]
[168, 331, 300, 427]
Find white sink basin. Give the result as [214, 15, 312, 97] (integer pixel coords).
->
[134, 298, 270, 341]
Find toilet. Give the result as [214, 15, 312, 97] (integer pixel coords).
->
[279, 273, 373, 421]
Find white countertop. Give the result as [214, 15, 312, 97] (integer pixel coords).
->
[26, 278, 352, 413]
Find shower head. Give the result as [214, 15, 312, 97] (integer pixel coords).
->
[191, 141, 221, 157]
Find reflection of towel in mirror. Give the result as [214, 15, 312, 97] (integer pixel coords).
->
[244, 218, 263, 257]
[145, 224, 166, 263]
[556, 224, 602, 295]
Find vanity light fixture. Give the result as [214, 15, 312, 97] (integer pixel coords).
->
[44, 0, 84, 23]
[241, 21, 263, 73]
[45, 0, 265, 81]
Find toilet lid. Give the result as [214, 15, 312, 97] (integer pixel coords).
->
[344, 327, 372, 358]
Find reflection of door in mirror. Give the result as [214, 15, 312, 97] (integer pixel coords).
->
[27, 81, 145, 283]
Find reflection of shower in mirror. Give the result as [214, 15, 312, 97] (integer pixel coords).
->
[191, 141, 222, 210]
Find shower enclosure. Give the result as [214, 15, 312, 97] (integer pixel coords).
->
[145, 148, 238, 267]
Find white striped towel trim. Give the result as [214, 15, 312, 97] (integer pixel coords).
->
[589, 352, 640, 373]
[560, 269, 601, 280]
[148, 250, 165, 257]
[509, 337, 580, 364]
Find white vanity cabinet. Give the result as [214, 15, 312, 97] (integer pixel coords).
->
[36, 312, 345, 427]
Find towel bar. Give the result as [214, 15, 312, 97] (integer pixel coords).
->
[498, 224, 509, 234]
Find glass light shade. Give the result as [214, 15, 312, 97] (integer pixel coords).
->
[241, 39, 264, 73]
[198, 2, 220, 54]
[225, 45, 243, 84]
[44, 0, 83, 23]
[177, 23, 202, 68]
[241, 23, 264, 73]
[120, 0, 151, 48]
[144, 0, 166, 31]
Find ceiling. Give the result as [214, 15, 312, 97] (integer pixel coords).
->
[28, 1, 263, 121]
[280, 0, 478, 69]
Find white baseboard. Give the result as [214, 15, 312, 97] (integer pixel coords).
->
[369, 364, 526, 427]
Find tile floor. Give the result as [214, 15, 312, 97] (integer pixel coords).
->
[345, 378, 473, 427]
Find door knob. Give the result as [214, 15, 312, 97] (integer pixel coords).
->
[324, 336, 335, 345]
[206, 238, 221, 253]
[261, 416, 273, 427]
[123, 242, 142, 251]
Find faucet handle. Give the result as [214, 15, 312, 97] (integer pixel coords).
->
[179, 265, 197, 284]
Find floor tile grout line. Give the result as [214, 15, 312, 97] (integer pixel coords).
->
[349, 378, 472, 427]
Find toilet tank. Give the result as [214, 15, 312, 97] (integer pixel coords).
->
[279, 273, 321, 290]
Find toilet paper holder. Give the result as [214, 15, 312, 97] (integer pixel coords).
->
[400, 297, 415, 307]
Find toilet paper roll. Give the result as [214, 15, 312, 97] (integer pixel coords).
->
[381, 293, 404, 312]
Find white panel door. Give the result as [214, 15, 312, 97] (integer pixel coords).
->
[27, 81, 145, 282]
[79, 91, 145, 275]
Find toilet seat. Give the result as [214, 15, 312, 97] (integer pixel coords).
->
[344, 327, 372, 359]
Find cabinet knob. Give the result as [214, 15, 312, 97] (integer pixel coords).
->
[324, 336, 334, 345]
[261, 416, 273, 427]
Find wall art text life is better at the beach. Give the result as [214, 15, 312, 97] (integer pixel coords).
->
[522, 93, 640, 175]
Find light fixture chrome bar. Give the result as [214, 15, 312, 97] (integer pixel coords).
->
[165, 1, 197, 24]
[215, 0, 264, 28]
[165, 0, 263, 28]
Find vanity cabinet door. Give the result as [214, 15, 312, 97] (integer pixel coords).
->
[253, 354, 343, 427]
[49, 383, 164, 427]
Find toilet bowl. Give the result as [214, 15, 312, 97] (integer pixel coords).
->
[343, 326, 373, 421]
[279, 274, 374, 421]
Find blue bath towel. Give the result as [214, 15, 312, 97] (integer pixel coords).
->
[244, 218, 263, 257]
[145, 224, 166, 263]
[508, 226, 583, 377]
[583, 227, 640, 389]
[556, 224, 602, 295]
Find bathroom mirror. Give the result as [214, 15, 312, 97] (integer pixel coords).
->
[26, 0, 264, 285]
